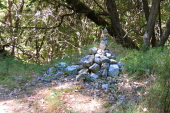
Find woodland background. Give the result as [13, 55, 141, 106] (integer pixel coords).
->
[0, 0, 170, 62]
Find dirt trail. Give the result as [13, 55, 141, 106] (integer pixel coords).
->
[0, 74, 147, 113]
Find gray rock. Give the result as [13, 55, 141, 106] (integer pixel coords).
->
[46, 67, 56, 75]
[105, 52, 112, 58]
[100, 56, 110, 63]
[54, 71, 64, 78]
[76, 73, 89, 81]
[102, 84, 109, 89]
[89, 47, 98, 55]
[65, 65, 82, 75]
[90, 73, 99, 79]
[102, 69, 108, 77]
[82, 60, 93, 68]
[99, 40, 108, 50]
[101, 63, 110, 69]
[108, 64, 120, 77]
[118, 62, 125, 70]
[94, 57, 101, 64]
[78, 68, 89, 74]
[55, 62, 67, 68]
[110, 59, 118, 64]
[80, 55, 94, 68]
[94, 82, 99, 89]
[97, 49, 105, 55]
[79, 55, 93, 63]
[95, 53, 101, 58]
[89, 63, 100, 73]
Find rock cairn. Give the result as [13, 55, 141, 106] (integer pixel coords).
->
[76, 28, 124, 82]
[39, 28, 124, 83]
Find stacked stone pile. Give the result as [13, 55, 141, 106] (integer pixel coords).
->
[39, 28, 124, 83]
[76, 28, 124, 82]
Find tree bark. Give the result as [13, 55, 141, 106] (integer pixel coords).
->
[142, 0, 150, 21]
[143, 0, 161, 48]
[65, 0, 139, 49]
[142, 0, 157, 47]
[105, 0, 138, 49]
[158, 17, 170, 46]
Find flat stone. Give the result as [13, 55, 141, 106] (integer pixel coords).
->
[65, 65, 82, 75]
[110, 59, 118, 64]
[55, 62, 67, 68]
[80, 55, 94, 68]
[76, 73, 88, 81]
[79, 55, 94, 63]
[108, 64, 120, 77]
[102, 84, 109, 89]
[90, 73, 99, 79]
[89, 63, 100, 73]
[89, 47, 98, 55]
[78, 68, 89, 74]
[100, 56, 110, 63]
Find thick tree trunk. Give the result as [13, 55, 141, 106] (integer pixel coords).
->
[66, 0, 139, 49]
[158, 17, 170, 46]
[105, 0, 138, 49]
[143, 0, 161, 48]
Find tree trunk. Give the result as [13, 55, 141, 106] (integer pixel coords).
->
[142, 0, 157, 47]
[143, 0, 161, 48]
[65, 0, 139, 49]
[105, 0, 139, 49]
[142, 0, 150, 21]
[158, 17, 170, 46]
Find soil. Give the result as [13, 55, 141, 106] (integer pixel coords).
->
[0, 74, 148, 113]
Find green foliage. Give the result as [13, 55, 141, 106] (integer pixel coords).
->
[119, 46, 170, 112]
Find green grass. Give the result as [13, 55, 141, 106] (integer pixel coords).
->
[0, 57, 48, 90]
[116, 46, 170, 113]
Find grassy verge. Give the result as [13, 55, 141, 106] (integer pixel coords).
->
[0, 57, 48, 90]
[114, 46, 170, 113]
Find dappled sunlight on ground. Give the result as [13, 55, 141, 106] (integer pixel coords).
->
[0, 81, 108, 113]
[0, 100, 14, 113]
[0, 73, 151, 113]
